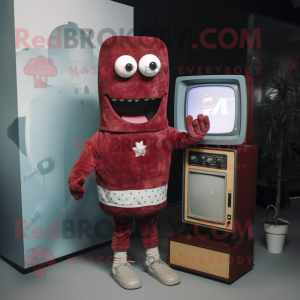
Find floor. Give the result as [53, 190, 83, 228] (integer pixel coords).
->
[1, 200, 300, 300]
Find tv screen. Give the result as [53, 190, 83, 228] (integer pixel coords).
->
[188, 169, 226, 223]
[174, 75, 253, 146]
[187, 85, 236, 134]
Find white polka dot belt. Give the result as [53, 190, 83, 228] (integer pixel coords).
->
[97, 184, 168, 208]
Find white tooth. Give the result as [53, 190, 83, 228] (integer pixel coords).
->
[127, 99, 133, 102]
[144, 98, 149, 101]
[119, 99, 125, 102]
[111, 99, 117, 101]
[151, 98, 156, 100]
[134, 99, 140, 102]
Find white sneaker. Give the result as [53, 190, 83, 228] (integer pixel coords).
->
[146, 258, 181, 286]
[112, 262, 142, 289]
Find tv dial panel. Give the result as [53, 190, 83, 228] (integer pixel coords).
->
[189, 151, 228, 170]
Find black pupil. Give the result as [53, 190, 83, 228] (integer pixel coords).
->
[125, 63, 133, 72]
[149, 62, 157, 70]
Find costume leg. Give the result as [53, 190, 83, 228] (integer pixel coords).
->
[137, 214, 181, 286]
[111, 215, 134, 251]
[136, 214, 159, 249]
[111, 216, 141, 289]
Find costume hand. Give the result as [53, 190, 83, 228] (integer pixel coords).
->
[186, 114, 210, 141]
[69, 176, 86, 200]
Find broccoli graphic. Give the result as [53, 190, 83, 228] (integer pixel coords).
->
[24, 246, 55, 277]
[24, 56, 57, 88]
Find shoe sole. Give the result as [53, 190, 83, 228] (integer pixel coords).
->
[112, 275, 142, 290]
[146, 269, 181, 286]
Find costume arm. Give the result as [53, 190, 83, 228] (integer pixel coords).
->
[68, 132, 100, 200]
[168, 114, 210, 151]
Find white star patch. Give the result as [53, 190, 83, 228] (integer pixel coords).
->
[133, 141, 147, 157]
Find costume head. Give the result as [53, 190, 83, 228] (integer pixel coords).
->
[98, 36, 169, 133]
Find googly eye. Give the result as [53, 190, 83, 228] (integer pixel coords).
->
[138, 54, 161, 77]
[114, 55, 137, 78]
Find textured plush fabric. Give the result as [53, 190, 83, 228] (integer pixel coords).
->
[101, 201, 166, 251]
[68, 122, 209, 196]
[68, 36, 210, 251]
[98, 36, 169, 133]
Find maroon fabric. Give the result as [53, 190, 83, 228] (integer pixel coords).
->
[100, 201, 166, 251]
[99, 200, 167, 217]
[68, 133, 100, 200]
[111, 216, 134, 251]
[136, 214, 159, 249]
[68, 36, 210, 251]
[98, 36, 169, 133]
[68, 120, 209, 193]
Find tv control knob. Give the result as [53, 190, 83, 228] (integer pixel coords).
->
[206, 157, 213, 164]
[190, 155, 197, 162]
[227, 221, 231, 225]
[216, 158, 222, 166]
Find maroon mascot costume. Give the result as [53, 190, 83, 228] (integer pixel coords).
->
[68, 36, 210, 289]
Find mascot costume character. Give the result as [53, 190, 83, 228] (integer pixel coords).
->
[68, 36, 210, 289]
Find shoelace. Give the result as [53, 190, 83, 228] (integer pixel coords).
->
[115, 261, 135, 271]
[147, 258, 168, 270]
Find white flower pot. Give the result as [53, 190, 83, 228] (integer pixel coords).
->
[264, 219, 289, 253]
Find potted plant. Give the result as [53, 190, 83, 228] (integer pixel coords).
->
[258, 73, 300, 253]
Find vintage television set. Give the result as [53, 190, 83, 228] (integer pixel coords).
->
[173, 75, 257, 235]
[168, 75, 258, 282]
[175, 75, 253, 146]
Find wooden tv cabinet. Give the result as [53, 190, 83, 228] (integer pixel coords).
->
[167, 233, 254, 283]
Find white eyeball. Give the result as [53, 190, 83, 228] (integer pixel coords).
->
[138, 54, 161, 77]
[114, 55, 137, 78]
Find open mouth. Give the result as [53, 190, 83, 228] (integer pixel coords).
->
[106, 95, 163, 123]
